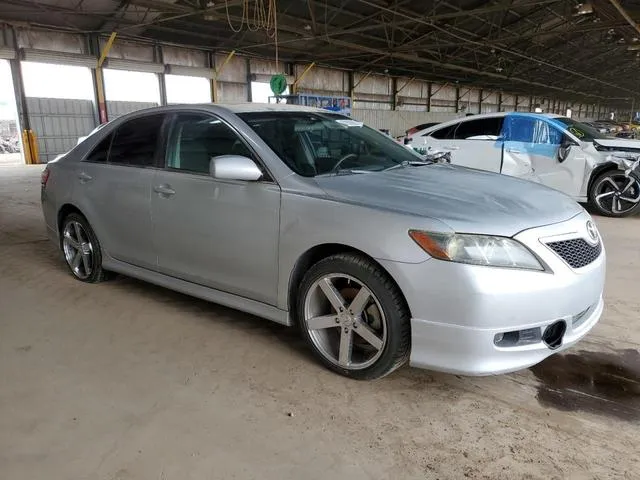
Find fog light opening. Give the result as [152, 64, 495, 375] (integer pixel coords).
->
[494, 327, 541, 347]
[542, 321, 567, 350]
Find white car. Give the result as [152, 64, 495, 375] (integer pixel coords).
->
[407, 112, 640, 217]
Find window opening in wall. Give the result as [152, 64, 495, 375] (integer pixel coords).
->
[166, 75, 211, 104]
[251, 81, 288, 103]
[21, 62, 95, 163]
[103, 69, 161, 104]
[0, 60, 22, 165]
[21, 62, 94, 100]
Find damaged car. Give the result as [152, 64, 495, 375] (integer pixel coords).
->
[407, 112, 640, 217]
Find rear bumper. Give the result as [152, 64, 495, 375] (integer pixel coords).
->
[409, 295, 603, 375]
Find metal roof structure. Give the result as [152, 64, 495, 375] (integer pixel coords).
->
[1, 0, 639, 105]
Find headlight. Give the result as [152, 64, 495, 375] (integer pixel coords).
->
[621, 158, 640, 170]
[408, 230, 544, 271]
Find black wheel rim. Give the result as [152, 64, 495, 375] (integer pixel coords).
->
[594, 174, 640, 215]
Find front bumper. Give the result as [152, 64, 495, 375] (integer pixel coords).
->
[378, 211, 606, 375]
[408, 295, 603, 375]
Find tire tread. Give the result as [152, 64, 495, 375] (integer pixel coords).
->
[297, 252, 411, 380]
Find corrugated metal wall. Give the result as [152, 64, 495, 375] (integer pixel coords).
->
[9, 27, 616, 163]
[352, 110, 461, 137]
[26, 98, 95, 162]
[106, 101, 158, 120]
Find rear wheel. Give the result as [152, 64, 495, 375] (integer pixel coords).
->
[297, 253, 410, 380]
[60, 213, 110, 283]
[589, 170, 640, 217]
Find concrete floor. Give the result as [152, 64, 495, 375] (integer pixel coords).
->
[1, 165, 639, 480]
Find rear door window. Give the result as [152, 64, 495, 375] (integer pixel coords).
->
[109, 114, 166, 167]
[453, 117, 503, 139]
[428, 123, 457, 139]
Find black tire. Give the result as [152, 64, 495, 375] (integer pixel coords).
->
[296, 253, 411, 380]
[60, 213, 110, 283]
[588, 170, 640, 217]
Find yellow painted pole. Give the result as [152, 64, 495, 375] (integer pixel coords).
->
[212, 50, 236, 103]
[292, 62, 316, 94]
[28, 130, 39, 164]
[21, 130, 32, 164]
[96, 33, 117, 123]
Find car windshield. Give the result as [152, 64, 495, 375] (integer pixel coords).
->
[238, 111, 424, 176]
[553, 117, 608, 142]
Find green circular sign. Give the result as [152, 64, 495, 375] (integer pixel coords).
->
[270, 74, 287, 95]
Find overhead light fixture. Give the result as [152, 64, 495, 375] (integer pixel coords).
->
[575, 3, 594, 15]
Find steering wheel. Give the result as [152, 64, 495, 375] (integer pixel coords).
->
[328, 153, 358, 175]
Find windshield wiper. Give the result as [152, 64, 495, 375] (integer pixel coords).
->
[318, 168, 371, 177]
[382, 160, 433, 172]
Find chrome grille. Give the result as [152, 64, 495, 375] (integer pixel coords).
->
[546, 238, 602, 269]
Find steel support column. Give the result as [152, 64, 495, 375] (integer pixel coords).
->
[391, 77, 398, 110]
[246, 57, 252, 102]
[155, 44, 167, 106]
[8, 26, 35, 163]
[94, 32, 117, 124]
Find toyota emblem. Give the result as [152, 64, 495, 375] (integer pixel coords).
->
[586, 221, 598, 242]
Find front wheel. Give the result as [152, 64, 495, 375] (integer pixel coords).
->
[589, 170, 640, 217]
[297, 253, 411, 380]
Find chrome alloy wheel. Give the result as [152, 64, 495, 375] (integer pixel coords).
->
[594, 173, 640, 215]
[62, 221, 94, 280]
[303, 274, 387, 370]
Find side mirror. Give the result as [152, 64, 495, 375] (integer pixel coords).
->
[209, 155, 263, 181]
[558, 138, 575, 163]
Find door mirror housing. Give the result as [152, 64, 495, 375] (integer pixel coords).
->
[558, 137, 576, 163]
[210, 155, 263, 181]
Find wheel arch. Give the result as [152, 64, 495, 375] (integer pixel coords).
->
[286, 243, 412, 323]
[57, 204, 86, 238]
[587, 161, 619, 196]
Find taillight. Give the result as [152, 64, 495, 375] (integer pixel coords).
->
[41, 168, 50, 187]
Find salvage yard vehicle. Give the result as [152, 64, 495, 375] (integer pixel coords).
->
[407, 112, 640, 217]
[41, 104, 605, 379]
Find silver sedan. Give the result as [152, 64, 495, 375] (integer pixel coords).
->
[41, 104, 605, 379]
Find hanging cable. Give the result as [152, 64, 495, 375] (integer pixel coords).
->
[225, 0, 280, 70]
[226, 0, 276, 35]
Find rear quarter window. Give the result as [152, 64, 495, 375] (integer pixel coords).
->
[428, 124, 457, 139]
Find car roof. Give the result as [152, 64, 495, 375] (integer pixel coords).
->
[414, 111, 566, 136]
[138, 102, 326, 114]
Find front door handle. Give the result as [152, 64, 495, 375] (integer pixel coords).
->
[443, 145, 459, 151]
[506, 148, 521, 154]
[77, 172, 92, 183]
[154, 184, 176, 197]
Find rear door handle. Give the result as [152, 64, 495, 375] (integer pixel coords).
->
[506, 148, 521, 153]
[443, 145, 459, 151]
[77, 172, 92, 183]
[154, 184, 176, 197]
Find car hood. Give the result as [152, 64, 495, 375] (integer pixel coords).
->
[593, 138, 640, 151]
[314, 165, 583, 237]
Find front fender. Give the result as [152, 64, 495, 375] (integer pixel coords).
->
[276, 191, 449, 309]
